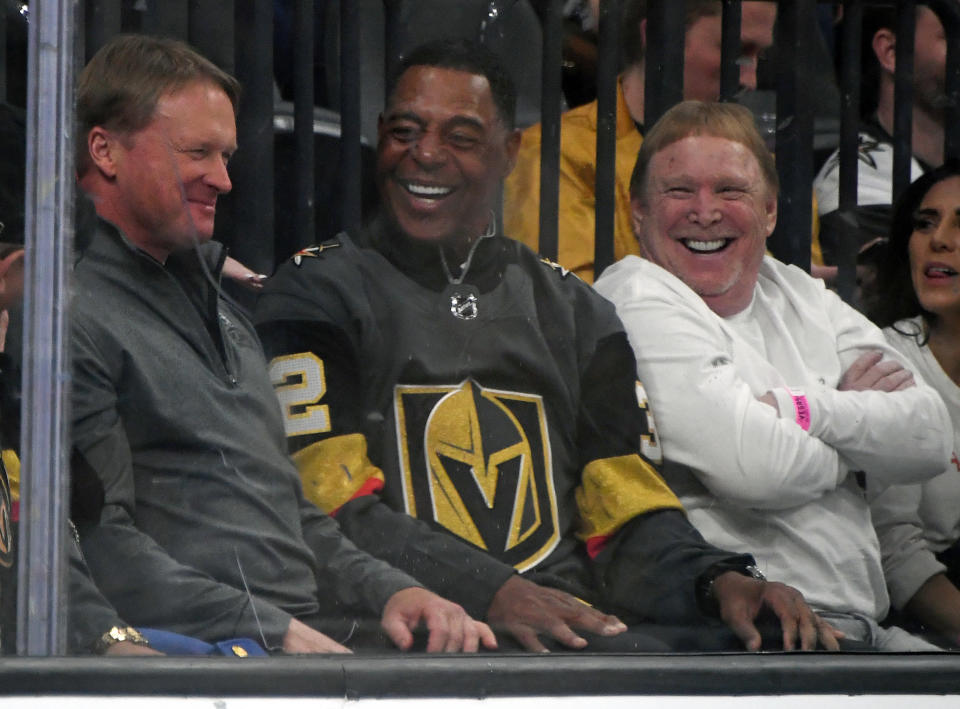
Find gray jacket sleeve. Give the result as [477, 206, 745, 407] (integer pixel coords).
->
[68, 527, 126, 654]
[328, 494, 516, 620]
[296, 490, 427, 615]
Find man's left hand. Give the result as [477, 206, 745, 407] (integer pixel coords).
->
[839, 350, 914, 392]
[713, 572, 842, 651]
[381, 587, 498, 653]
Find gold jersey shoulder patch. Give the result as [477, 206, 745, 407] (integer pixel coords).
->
[539, 257, 581, 281]
[292, 239, 341, 266]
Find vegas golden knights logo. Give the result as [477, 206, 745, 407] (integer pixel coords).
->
[395, 380, 559, 572]
[0, 462, 11, 568]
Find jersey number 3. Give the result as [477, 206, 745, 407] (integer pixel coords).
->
[269, 352, 331, 437]
[635, 382, 662, 464]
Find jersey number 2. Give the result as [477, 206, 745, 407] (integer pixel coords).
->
[269, 352, 331, 437]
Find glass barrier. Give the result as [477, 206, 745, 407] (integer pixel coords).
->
[1, 0, 960, 701]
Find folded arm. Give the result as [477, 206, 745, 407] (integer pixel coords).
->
[801, 293, 951, 481]
[611, 285, 950, 509]
[613, 294, 844, 509]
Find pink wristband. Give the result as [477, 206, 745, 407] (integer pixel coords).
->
[785, 387, 811, 431]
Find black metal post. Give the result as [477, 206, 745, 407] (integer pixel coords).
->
[142, 0, 189, 40]
[83, 0, 121, 62]
[835, 0, 863, 304]
[643, 1, 685, 127]
[340, 0, 362, 233]
[383, 0, 403, 91]
[231, 0, 274, 274]
[537, 0, 563, 261]
[0, 4, 7, 103]
[189, 0, 235, 75]
[771, 0, 815, 271]
[892, 0, 916, 203]
[294, 0, 316, 251]
[720, 0, 742, 102]
[594, 0, 621, 276]
[930, 0, 960, 160]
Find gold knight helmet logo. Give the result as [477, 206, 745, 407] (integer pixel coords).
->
[395, 380, 559, 571]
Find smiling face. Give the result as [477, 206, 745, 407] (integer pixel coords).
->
[377, 65, 520, 249]
[908, 175, 960, 325]
[634, 134, 777, 316]
[93, 80, 237, 262]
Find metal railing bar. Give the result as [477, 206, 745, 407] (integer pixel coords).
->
[537, 0, 562, 262]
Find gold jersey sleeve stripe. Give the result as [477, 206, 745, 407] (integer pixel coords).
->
[576, 454, 683, 548]
[3, 449, 19, 502]
[292, 433, 386, 514]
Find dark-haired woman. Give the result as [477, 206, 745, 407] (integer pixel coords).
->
[869, 160, 960, 647]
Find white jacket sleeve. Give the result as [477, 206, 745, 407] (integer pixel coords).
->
[614, 290, 845, 510]
[801, 288, 952, 485]
[600, 259, 950, 512]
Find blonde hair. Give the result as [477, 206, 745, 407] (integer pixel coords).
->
[76, 34, 240, 174]
[630, 100, 778, 202]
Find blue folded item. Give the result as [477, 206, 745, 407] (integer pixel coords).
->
[137, 628, 268, 657]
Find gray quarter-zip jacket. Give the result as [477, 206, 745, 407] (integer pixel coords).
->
[70, 218, 419, 648]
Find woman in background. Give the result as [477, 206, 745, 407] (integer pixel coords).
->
[869, 160, 960, 648]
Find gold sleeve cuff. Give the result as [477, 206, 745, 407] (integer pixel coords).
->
[293, 433, 385, 513]
[576, 454, 683, 542]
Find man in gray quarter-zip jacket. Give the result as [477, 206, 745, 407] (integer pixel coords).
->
[68, 34, 494, 655]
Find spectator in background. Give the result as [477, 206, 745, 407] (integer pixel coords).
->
[71, 33, 492, 656]
[504, 0, 777, 282]
[596, 100, 950, 650]
[814, 3, 946, 309]
[529, 0, 602, 108]
[867, 161, 960, 647]
[256, 39, 840, 653]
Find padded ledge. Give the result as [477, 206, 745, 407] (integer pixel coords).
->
[0, 652, 958, 697]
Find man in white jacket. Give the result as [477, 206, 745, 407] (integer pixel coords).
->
[595, 100, 952, 650]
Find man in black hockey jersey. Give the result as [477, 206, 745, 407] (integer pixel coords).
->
[255, 38, 840, 652]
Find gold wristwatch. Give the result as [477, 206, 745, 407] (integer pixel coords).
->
[93, 625, 150, 654]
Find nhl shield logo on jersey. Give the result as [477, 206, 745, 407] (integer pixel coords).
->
[448, 290, 478, 320]
[394, 379, 560, 571]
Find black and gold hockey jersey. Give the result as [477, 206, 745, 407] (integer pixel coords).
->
[255, 222, 734, 621]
